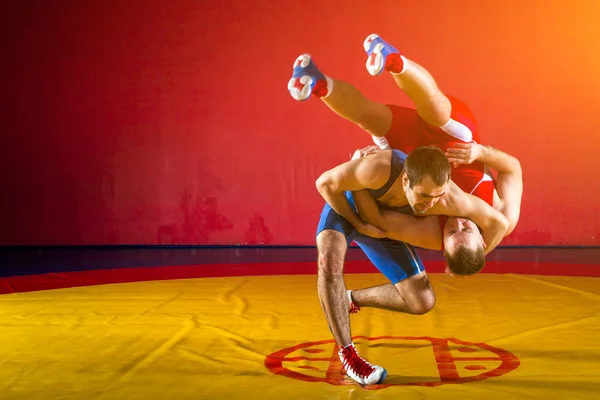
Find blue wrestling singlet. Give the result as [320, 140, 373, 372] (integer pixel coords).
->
[316, 150, 425, 284]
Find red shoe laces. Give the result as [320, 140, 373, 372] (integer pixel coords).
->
[341, 347, 374, 378]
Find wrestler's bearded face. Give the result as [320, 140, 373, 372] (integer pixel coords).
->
[402, 173, 447, 214]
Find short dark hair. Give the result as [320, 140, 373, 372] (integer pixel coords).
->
[404, 145, 451, 188]
[445, 245, 485, 276]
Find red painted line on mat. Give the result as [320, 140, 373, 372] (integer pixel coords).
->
[431, 337, 460, 381]
[280, 357, 332, 362]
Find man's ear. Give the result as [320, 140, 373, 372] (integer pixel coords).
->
[402, 172, 409, 187]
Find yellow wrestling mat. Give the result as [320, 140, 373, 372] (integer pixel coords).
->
[1, 273, 599, 399]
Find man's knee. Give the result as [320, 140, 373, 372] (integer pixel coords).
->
[416, 93, 451, 127]
[407, 291, 436, 315]
[316, 230, 347, 278]
[394, 274, 436, 315]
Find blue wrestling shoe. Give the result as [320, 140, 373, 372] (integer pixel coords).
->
[363, 34, 403, 76]
[287, 54, 329, 101]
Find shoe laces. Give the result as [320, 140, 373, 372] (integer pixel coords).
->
[349, 301, 361, 314]
[340, 345, 374, 378]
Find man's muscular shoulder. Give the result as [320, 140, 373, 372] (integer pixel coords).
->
[351, 149, 394, 189]
[368, 149, 394, 165]
[360, 149, 393, 176]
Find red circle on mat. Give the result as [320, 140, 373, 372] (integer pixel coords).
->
[264, 336, 520, 389]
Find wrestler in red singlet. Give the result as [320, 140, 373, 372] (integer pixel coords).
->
[379, 95, 495, 240]
[382, 95, 493, 203]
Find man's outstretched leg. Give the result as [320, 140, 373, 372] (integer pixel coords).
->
[316, 230, 353, 347]
[316, 230, 387, 385]
[288, 54, 392, 149]
[364, 34, 475, 145]
[316, 200, 387, 385]
[364, 34, 451, 127]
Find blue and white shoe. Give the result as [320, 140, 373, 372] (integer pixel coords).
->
[288, 54, 329, 101]
[363, 34, 401, 76]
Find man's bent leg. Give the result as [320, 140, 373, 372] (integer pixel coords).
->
[350, 234, 436, 314]
[352, 272, 436, 315]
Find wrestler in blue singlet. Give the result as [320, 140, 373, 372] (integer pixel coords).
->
[316, 150, 425, 283]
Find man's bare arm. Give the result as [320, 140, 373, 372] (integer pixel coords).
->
[446, 143, 523, 235]
[434, 183, 509, 255]
[477, 146, 523, 235]
[315, 151, 391, 234]
[353, 190, 442, 250]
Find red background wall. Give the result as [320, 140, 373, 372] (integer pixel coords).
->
[3, 0, 600, 246]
